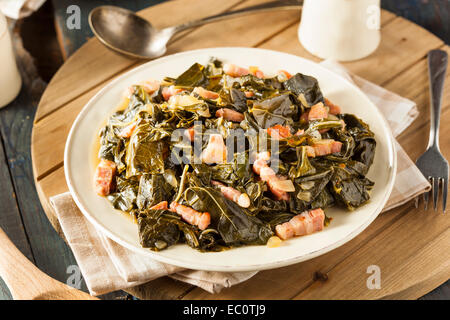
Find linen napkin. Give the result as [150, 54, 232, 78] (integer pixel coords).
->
[49, 60, 430, 297]
[0, 0, 45, 19]
[50, 193, 257, 296]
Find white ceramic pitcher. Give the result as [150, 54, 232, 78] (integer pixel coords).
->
[298, 0, 381, 61]
[0, 12, 22, 108]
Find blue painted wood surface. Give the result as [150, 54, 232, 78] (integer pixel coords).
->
[381, 0, 449, 44]
[52, 0, 166, 58]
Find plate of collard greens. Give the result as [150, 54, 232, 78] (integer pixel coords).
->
[65, 47, 396, 271]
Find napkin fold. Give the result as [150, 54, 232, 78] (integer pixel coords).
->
[50, 60, 430, 297]
[50, 193, 257, 296]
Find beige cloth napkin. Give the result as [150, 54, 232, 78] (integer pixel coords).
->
[49, 60, 430, 297]
[50, 193, 257, 296]
[0, 0, 45, 19]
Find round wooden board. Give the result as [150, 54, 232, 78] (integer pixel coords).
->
[31, 0, 450, 300]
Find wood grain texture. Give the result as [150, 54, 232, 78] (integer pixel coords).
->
[164, 0, 300, 55]
[0, 228, 98, 300]
[420, 279, 450, 300]
[293, 206, 450, 299]
[182, 207, 408, 299]
[126, 277, 195, 300]
[30, 0, 450, 299]
[0, 134, 34, 262]
[0, 137, 31, 301]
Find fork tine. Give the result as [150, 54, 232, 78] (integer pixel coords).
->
[442, 178, 448, 213]
[423, 189, 430, 211]
[432, 177, 439, 211]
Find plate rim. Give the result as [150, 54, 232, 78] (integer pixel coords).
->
[64, 47, 397, 272]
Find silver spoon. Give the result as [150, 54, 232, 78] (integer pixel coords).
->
[89, 0, 302, 59]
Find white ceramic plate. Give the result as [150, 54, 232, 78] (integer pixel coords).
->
[65, 47, 396, 272]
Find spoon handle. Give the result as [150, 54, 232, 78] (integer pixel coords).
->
[427, 49, 448, 150]
[168, 0, 302, 34]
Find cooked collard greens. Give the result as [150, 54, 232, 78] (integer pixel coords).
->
[93, 59, 375, 252]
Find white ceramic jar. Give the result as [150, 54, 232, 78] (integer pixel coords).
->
[0, 12, 22, 108]
[298, 0, 381, 61]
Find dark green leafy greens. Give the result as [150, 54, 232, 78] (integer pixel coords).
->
[283, 73, 324, 107]
[96, 58, 376, 252]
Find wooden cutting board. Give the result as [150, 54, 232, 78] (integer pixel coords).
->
[31, 0, 450, 299]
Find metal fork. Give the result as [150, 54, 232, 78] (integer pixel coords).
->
[415, 50, 448, 213]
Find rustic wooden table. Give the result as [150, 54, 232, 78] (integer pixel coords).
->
[1, 0, 449, 300]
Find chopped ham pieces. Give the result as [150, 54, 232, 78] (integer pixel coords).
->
[253, 152, 290, 201]
[300, 111, 309, 122]
[275, 208, 325, 240]
[267, 125, 304, 145]
[249, 66, 264, 78]
[252, 151, 270, 175]
[215, 108, 245, 122]
[201, 134, 227, 164]
[142, 79, 160, 94]
[308, 102, 328, 120]
[94, 159, 116, 196]
[306, 140, 343, 157]
[301, 99, 341, 122]
[330, 140, 343, 153]
[277, 70, 292, 80]
[184, 127, 195, 142]
[126, 80, 160, 98]
[162, 86, 184, 101]
[193, 87, 219, 99]
[212, 180, 251, 208]
[267, 124, 292, 140]
[223, 63, 249, 77]
[305, 146, 316, 157]
[311, 139, 343, 156]
[324, 98, 342, 115]
[117, 122, 137, 138]
[170, 202, 210, 230]
[150, 201, 168, 210]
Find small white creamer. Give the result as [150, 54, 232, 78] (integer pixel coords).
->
[298, 0, 381, 61]
[0, 12, 22, 108]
